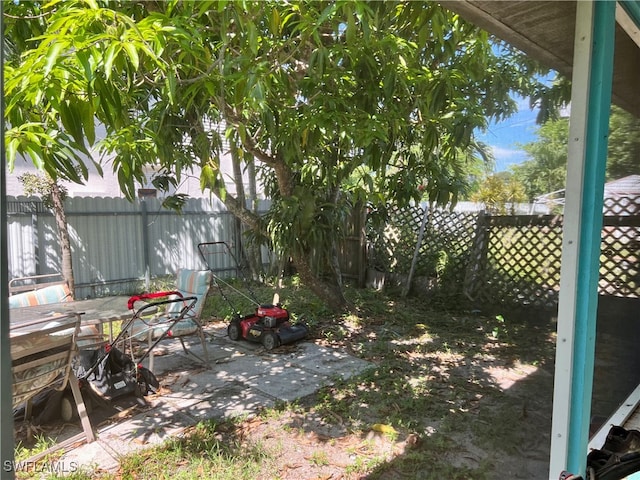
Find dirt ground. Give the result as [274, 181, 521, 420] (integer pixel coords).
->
[214, 366, 553, 480]
[232, 296, 638, 480]
[206, 314, 557, 480]
[18, 293, 640, 479]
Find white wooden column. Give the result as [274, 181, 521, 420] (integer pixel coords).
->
[549, 1, 616, 478]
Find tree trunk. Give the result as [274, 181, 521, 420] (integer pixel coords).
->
[50, 183, 75, 298]
[245, 156, 263, 278]
[230, 144, 249, 273]
[247, 157, 257, 211]
[292, 250, 347, 310]
[218, 111, 349, 311]
[328, 186, 344, 290]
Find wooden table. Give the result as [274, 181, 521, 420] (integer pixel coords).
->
[10, 296, 132, 343]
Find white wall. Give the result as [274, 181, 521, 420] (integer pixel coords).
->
[6, 148, 256, 200]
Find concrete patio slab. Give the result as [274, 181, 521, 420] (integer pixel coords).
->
[288, 343, 373, 379]
[97, 409, 197, 458]
[58, 439, 120, 473]
[53, 335, 374, 474]
[179, 382, 276, 420]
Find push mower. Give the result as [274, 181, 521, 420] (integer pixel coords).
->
[74, 292, 195, 406]
[198, 241, 309, 350]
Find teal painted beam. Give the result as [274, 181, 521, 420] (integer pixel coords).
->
[566, 0, 616, 474]
[620, 0, 640, 27]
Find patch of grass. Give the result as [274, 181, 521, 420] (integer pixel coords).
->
[118, 420, 275, 480]
[14, 434, 85, 480]
[345, 454, 387, 475]
[14, 434, 57, 461]
[308, 450, 329, 467]
[366, 443, 493, 480]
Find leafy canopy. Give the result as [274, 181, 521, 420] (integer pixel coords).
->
[511, 105, 639, 203]
[5, 1, 552, 205]
[5, 0, 558, 306]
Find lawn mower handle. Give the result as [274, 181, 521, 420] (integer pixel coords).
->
[127, 290, 183, 310]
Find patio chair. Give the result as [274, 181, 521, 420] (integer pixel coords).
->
[11, 313, 95, 444]
[126, 269, 213, 368]
[8, 273, 72, 309]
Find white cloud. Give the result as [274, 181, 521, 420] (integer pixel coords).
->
[491, 146, 524, 159]
[489, 146, 529, 172]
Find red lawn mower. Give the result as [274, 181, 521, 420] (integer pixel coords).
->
[198, 242, 309, 350]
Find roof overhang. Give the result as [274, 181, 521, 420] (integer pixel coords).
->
[440, 1, 640, 118]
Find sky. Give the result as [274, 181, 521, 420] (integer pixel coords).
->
[475, 95, 541, 173]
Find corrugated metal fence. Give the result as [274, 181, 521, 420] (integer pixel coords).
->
[7, 196, 271, 299]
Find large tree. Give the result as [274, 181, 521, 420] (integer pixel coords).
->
[18, 173, 75, 297]
[607, 106, 640, 180]
[4, 0, 553, 309]
[512, 105, 639, 203]
[471, 172, 527, 215]
[511, 117, 570, 202]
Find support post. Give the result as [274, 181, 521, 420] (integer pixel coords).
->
[402, 203, 429, 297]
[0, 2, 16, 476]
[549, 1, 616, 478]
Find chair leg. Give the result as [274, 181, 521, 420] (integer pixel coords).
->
[68, 371, 95, 443]
[197, 326, 210, 364]
[177, 326, 209, 366]
[148, 330, 155, 373]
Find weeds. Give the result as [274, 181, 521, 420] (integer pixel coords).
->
[308, 450, 329, 467]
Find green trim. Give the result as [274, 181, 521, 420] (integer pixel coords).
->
[620, 0, 640, 28]
[566, 0, 617, 474]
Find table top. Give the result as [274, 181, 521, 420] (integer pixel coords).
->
[10, 311, 80, 337]
[10, 296, 132, 329]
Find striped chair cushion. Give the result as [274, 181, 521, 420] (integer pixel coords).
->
[167, 269, 212, 317]
[156, 269, 212, 338]
[9, 284, 72, 309]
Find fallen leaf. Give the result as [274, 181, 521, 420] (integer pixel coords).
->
[371, 423, 397, 435]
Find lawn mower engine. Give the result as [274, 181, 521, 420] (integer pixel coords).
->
[227, 303, 308, 350]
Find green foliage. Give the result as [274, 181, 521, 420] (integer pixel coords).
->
[511, 118, 569, 202]
[4, 0, 561, 307]
[607, 106, 640, 180]
[4, 0, 555, 206]
[17, 172, 67, 210]
[512, 105, 639, 202]
[471, 172, 527, 214]
[491, 314, 508, 340]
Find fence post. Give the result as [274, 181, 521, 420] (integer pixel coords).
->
[402, 203, 430, 297]
[31, 205, 40, 275]
[463, 211, 489, 302]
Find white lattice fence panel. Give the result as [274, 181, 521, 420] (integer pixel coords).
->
[600, 197, 640, 298]
[471, 216, 564, 307]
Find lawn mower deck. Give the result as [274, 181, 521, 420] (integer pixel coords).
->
[227, 303, 309, 350]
